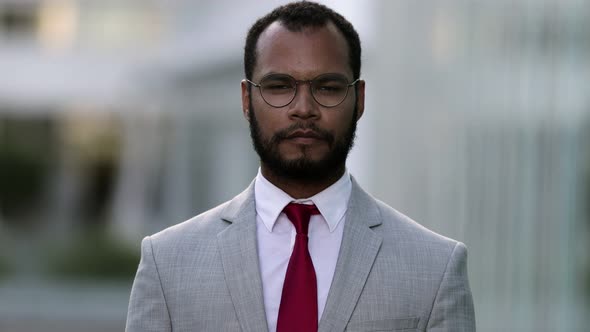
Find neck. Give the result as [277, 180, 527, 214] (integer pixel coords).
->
[260, 164, 345, 199]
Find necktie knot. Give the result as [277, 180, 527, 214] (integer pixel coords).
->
[283, 203, 320, 235]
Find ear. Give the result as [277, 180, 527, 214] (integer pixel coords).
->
[355, 79, 366, 121]
[241, 80, 251, 121]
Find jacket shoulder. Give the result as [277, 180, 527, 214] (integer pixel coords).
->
[148, 200, 231, 247]
[373, 198, 461, 251]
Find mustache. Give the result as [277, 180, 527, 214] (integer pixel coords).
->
[272, 123, 334, 144]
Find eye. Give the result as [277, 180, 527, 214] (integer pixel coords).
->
[316, 85, 344, 92]
[265, 83, 293, 90]
[260, 75, 295, 94]
[314, 80, 347, 94]
[313, 75, 348, 93]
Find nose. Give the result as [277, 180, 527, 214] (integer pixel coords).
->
[287, 81, 320, 120]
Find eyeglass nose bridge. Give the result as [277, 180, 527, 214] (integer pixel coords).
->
[290, 79, 316, 105]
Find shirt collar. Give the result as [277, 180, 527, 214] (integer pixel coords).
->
[254, 168, 352, 233]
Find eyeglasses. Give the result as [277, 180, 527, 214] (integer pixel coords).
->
[246, 73, 360, 108]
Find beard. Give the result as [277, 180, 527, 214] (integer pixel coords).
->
[248, 100, 358, 183]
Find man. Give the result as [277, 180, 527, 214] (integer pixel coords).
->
[126, 2, 475, 331]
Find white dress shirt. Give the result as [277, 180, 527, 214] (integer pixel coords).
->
[254, 169, 351, 332]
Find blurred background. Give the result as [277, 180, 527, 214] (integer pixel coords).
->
[0, 0, 588, 331]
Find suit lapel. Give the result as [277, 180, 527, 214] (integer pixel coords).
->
[319, 178, 383, 332]
[217, 182, 269, 332]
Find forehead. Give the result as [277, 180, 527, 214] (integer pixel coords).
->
[254, 21, 351, 80]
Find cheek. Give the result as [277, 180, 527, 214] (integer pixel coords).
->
[326, 110, 355, 133]
[253, 108, 284, 135]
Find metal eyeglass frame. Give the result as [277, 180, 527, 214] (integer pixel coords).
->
[245, 73, 360, 108]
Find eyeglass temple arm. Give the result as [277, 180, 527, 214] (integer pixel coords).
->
[245, 79, 261, 87]
[348, 78, 361, 87]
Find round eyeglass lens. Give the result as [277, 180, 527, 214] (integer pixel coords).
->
[259, 75, 297, 107]
[311, 74, 349, 107]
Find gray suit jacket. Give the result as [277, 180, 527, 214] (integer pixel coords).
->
[126, 178, 475, 331]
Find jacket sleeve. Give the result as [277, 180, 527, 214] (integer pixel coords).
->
[426, 242, 476, 331]
[125, 236, 172, 332]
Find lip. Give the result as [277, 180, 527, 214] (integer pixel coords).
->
[285, 130, 323, 139]
[283, 130, 325, 145]
[287, 136, 322, 145]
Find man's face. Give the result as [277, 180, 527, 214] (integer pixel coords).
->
[241, 21, 365, 181]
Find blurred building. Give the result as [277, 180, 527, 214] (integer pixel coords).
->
[0, 0, 588, 331]
[367, 2, 590, 330]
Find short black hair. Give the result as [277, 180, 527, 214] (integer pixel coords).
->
[244, 1, 361, 81]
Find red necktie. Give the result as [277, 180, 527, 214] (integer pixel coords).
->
[276, 203, 321, 332]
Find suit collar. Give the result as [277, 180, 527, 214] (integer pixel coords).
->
[319, 177, 383, 332]
[220, 179, 255, 224]
[348, 176, 382, 228]
[217, 180, 269, 332]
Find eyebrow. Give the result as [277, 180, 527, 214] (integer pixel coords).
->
[259, 72, 350, 80]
